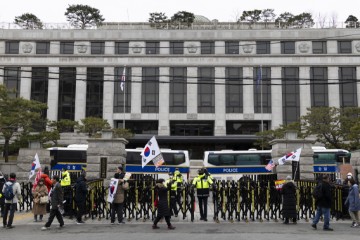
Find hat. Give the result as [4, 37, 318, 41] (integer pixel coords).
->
[118, 166, 123, 171]
[347, 172, 353, 177]
[286, 175, 292, 180]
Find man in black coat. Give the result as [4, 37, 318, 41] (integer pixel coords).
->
[311, 174, 333, 231]
[281, 176, 297, 224]
[74, 173, 87, 224]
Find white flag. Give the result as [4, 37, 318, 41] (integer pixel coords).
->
[120, 67, 126, 91]
[277, 148, 302, 165]
[140, 136, 165, 168]
[29, 153, 41, 179]
[107, 178, 119, 203]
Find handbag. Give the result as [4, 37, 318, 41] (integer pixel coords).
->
[39, 195, 49, 204]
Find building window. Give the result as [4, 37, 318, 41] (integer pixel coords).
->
[226, 67, 243, 113]
[5, 41, 19, 54]
[170, 42, 184, 54]
[114, 67, 131, 113]
[31, 67, 48, 129]
[339, 67, 357, 107]
[312, 41, 327, 54]
[281, 41, 295, 54]
[60, 41, 74, 54]
[118, 120, 158, 134]
[226, 121, 269, 135]
[338, 41, 352, 53]
[256, 41, 270, 54]
[91, 41, 105, 54]
[170, 67, 187, 113]
[4, 67, 21, 98]
[170, 121, 214, 136]
[36, 42, 50, 54]
[310, 67, 328, 107]
[201, 41, 215, 54]
[142, 67, 159, 113]
[115, 42, 129, 54]
[253, 67, 271, 113]
[58, 67, 76, 121]
[198, 67, 215, 113]
[225, 41, 239, 54]
[282, 67, 300, 125]
[146, 42, 160, 54]
[86, 68, 104, 117]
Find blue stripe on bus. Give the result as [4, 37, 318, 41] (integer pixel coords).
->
[313, 165, 337, 173]
[52, 164, 86, 171]
[125, 165, 189, 174]
[206, 167, 271, 174]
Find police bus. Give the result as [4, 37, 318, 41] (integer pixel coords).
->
[203, 147, 351, 181]
[48, 145, 190, 180]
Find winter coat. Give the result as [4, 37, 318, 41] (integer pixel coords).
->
[50, 182, 63, 209]
[74, 176, 87, 203]
[40, 173, 52, 192]
[281, 181, 297, 218]
[113, 180, 129, 204]
[32, 184, 48, 215]
[345, 184, 360, 212]
[2, 180, 22, 204]
[316, 181, 332, 208]
[0, 177, 6, 204]
[155, 183, 170, 217]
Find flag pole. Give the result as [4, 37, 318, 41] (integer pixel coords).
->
[123, 66, 126, 129]
[260, 66, 264, 150]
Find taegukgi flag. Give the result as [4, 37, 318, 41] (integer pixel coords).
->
[140, 136, 164, 168]
[29, 153, 41, 179]
[107, 178, 119, 203]
[277, 148, 302, 165]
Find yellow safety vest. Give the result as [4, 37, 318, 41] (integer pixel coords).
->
[165, 179, 177, 191]
[174, 170, 183, 185]
[60, 171, 71, 186]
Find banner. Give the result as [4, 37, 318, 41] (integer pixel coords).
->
[29, 153, 41, 179]
[140, 136, 164, 168]
[107, 178, 119, 203]
[275, 180, 286, 190]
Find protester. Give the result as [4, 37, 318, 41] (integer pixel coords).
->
[32, 178, 48, 222]
[40, 167, 52, 213]
[41, 175, 64, 230]
[152, 179, 175, 230]
[2, 172, 22, 229]
[311, 175, 333, 231]
[281, 175, 297, 224]
[74, 172, 87, 224]
[345, 178, 360, 227]
[0, 172, 6, 218]
[110, 168, 129, 225]
[192, 168, 213, 221]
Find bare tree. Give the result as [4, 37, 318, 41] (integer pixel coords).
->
[316, 12, 327, 28]
[329, 12, 338, 28]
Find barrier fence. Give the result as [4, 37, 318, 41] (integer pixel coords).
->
[18, 176, 349, 222]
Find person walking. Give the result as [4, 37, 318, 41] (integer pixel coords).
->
[152, 179, 175, 230]
[74, 172, 87, 224]
[281, 175, 297, 224]
[311, 174, 333, 231]
[0, 173, 6, 218]
[110, 169, 129, 224]
[41, 175, 64, 230]
[2, 173, 22, 229]
[192, 168, 213, 221]
[345, 178, 360, 227]
[32, 178, 48, 222]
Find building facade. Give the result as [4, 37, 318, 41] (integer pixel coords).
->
[1, 23, 360, 158]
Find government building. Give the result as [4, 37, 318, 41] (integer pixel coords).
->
[1, 17, 359, 159]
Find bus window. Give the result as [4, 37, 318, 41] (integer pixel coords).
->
[235, 154, 261, 165]
[219, 154, 235, 165]
[208, 154, 219, 165]
[336, 152, 351, 164]
[313, 153, 336, 164]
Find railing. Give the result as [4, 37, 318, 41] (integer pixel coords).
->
[0, 21, 356, 30]
[18, 176, 349, 222]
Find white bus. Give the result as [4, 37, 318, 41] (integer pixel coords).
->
[203, 147, 351, 181]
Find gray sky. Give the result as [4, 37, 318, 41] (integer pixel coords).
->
[0, 0, 359, 23]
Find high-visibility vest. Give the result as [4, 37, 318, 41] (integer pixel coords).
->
[174, 170, 183, 185]
[60, 171, 71, 186]
[192, 174, 213, 197]
[165, 179, 177, 191]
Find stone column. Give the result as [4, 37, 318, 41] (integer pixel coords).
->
[47, 67, 59, 121]
[357, 67, 360, 107]
[75, 67, 87, 122]
[131, 67, 142, 114]
[215, 67, 226, 136]
[50, 41, 60, 54]
[0, 67, 4, 85]
[215, 41, 225, 54]
[103, 67, 115, 127]
[187, 67, 197, 114]
[299, 67, 311, 116]
[328, 67, 340, 108]
[271, 67, 283, 128]
[160, 41, 169, 55]
[20, 67, 31, 100]
[86, 130, 128, 184]
[16, 141, 51, 182]
[270, 131, 315, 180]
[158, 67, 170, 135]
[243, 67, 254, 115]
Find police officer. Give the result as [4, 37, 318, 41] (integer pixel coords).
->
[192, 168, 213, 221]
[60, 167, 72, 217]
[173, 168, 184, 208]
[165, 172, 178, 217]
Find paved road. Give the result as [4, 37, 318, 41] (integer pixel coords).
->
[1, 212, 359, 240]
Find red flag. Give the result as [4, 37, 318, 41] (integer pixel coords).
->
[32, 168, 42, 191]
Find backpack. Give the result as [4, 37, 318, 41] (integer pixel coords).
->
[312, 183, 323, 200]
[4, 183, 15, 201]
